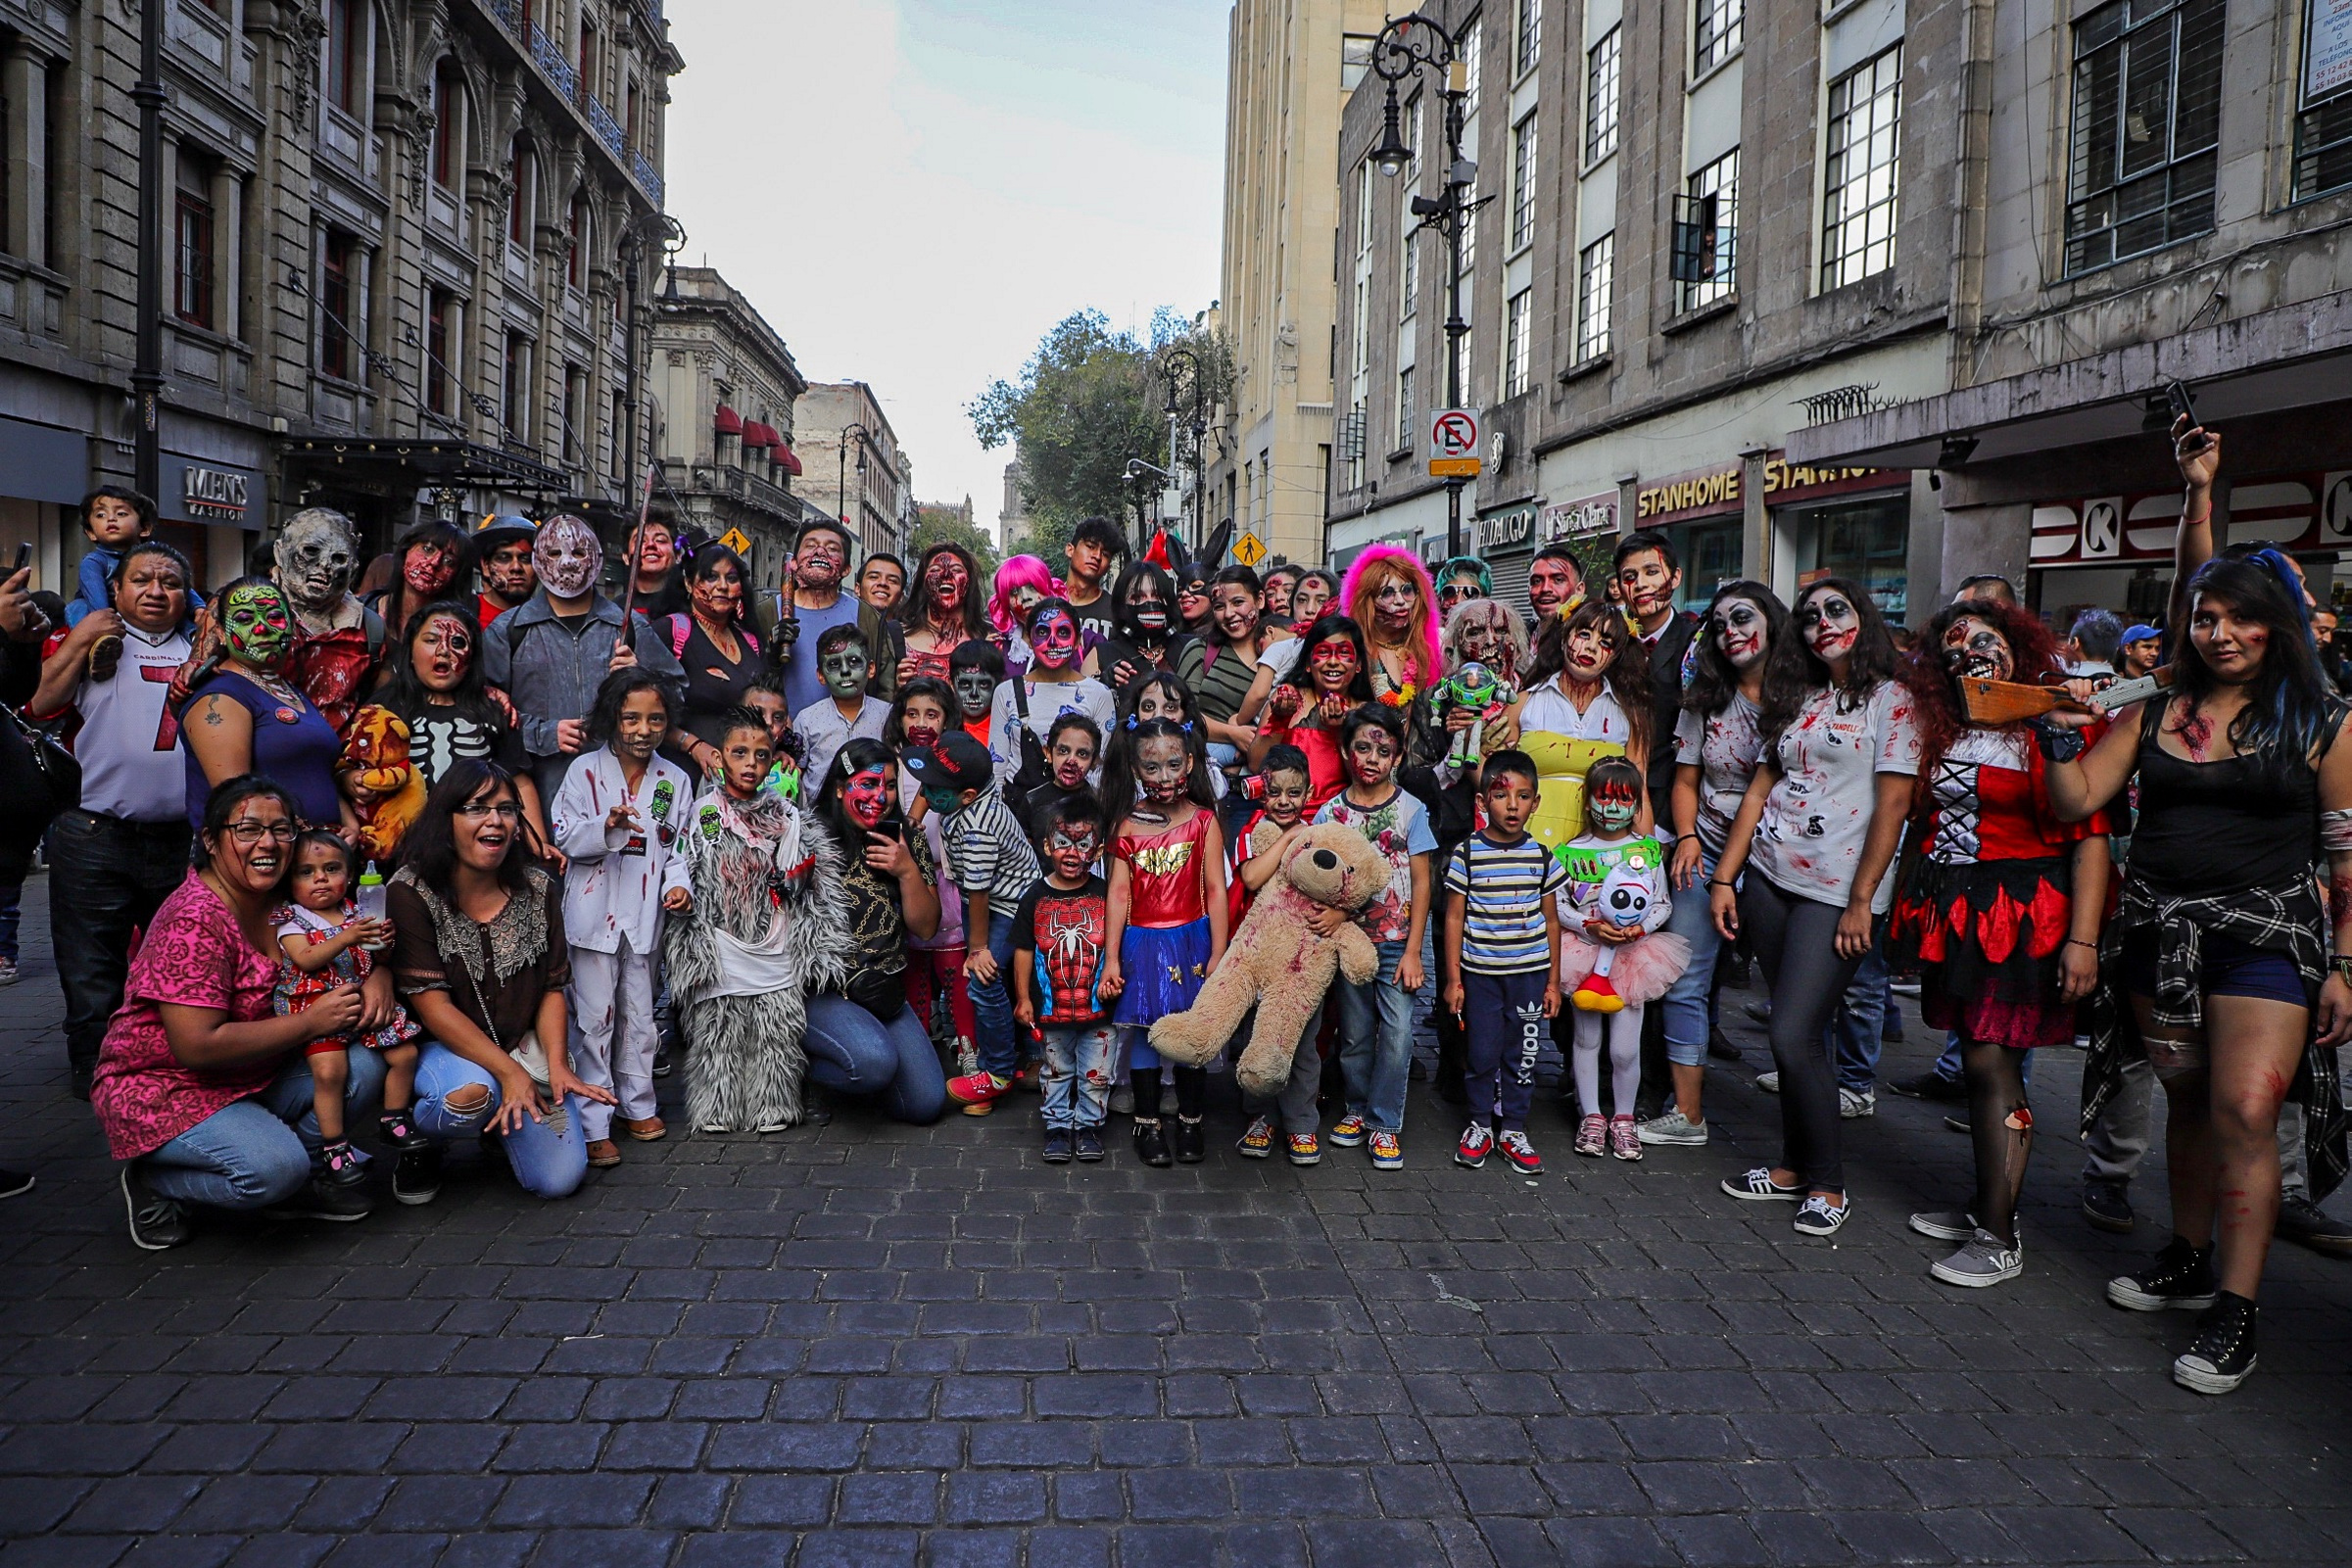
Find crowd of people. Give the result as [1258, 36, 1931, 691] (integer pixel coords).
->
[0, 411, 2344, 1399]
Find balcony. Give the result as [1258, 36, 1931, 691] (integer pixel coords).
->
[526, 24, 579, 100]
[680, 461, 797, 523]
[470, 0, 664, 211]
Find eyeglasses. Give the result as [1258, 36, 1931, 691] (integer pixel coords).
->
[224, 821, 298, 843]
[455, 800, 524, 821]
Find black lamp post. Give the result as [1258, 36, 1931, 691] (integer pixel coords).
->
[1159, 345, 1207, 551]
[130, 0, 168, 500]
[837, 422, 872, 540]
[1368, 13, 1485, 559]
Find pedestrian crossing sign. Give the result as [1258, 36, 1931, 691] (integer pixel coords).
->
[1232, 531, 1267, 567]
[718, 527, 752, 557]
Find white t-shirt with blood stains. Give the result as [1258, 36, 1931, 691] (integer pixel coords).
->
[1750, 681, 1921, 913]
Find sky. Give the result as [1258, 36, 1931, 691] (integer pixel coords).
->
[664, 1, 1231, 543]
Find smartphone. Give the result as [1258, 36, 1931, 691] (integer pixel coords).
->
[2165, 380, 2210, 452]
[872, 816, 905, 842]
[11, 542, 28, 575]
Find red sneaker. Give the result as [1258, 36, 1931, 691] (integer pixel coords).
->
[947, 1071, 1009, 1115]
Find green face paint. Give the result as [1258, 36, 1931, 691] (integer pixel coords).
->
[221, 582, 294, 669]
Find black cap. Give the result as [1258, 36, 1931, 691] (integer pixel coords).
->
[902, 732, 994, 794]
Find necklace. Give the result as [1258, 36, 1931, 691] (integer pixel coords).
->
[241, 665, 303, 707]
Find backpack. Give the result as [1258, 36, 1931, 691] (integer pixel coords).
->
[1005, 677, 1052, 797]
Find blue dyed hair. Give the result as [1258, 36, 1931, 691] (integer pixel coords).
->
[2178, 553, 2336, 780]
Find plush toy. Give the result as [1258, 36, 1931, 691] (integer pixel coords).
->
[337, 705, 427, 861]
[1148, 822, 1390, 1095]
[1560, 847, 1689, 1011]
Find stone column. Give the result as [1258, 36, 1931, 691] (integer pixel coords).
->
[211, 165, 242, 339]
[2, 42, 46, 265]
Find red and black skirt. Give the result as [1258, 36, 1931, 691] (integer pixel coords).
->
[1890, 855, 2079, 1050]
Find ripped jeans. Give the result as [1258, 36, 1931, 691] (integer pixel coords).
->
[411, 1042, 589, 1200]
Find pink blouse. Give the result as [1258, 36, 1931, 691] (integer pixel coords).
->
[91, 872, 283, 1161]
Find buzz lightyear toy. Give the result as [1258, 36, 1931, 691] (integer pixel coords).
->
[1432, 660, 1514, 769]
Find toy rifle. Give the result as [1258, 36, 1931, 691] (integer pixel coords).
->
[1959, 666, 2174, 726]
[615, 460, 658, 650]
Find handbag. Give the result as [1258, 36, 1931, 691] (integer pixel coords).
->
[845, 964, 907, 1022]
[0, 699, 80, 831]
[463, 952, 552, 1088]
[1006, 677, 1051, 797]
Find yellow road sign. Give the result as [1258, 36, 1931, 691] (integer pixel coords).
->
[1231, 531, 1267, 567]
[1428, 457, 1483, 479]
[718, 527, 753, 557]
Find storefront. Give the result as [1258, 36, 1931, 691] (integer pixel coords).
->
[1471, 499, 1540, 607]
[0, 414, 90, 595]
[1537, 491, 1620, 596]
[158, 453, 267, 592]
[2027, 467, 2352, 624]
[1633, 451, 1912, 616]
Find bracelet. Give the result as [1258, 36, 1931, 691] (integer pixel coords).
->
[2064, 938, 2099, 952]
[1707, 879, 1737, 889]
[1675, 833, 1699, 843]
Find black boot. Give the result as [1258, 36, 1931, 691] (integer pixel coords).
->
[1132, 1117, 1173, 1167]
[1173, 1117, 1205, 1164]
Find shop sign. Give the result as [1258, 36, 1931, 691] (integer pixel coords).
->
[1635, 451, 1896, 527]
[2030, 469, 2352, 566]
[160, 455, 263, 529]
[1541, 493, 1617, 540]
[1477, 502, 1538, 551]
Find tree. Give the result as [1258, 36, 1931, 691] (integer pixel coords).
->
[908, 503, 1001, 583]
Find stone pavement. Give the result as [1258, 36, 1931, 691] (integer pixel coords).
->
[3, 872, 2352, 1568]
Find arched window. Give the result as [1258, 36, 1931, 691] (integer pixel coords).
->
[430, 63, 463, 188]
[508, 139, 532, 245]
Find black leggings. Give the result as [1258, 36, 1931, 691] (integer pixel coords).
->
[1962, 1039, 2032, 1246]
[1132, 1065, 1207, 1122]
[1740, 878, 1864, 1192]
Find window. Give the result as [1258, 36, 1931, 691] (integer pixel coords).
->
[1513, 0, 1541, 78]
[1585, 26, 1621, 163]
[2293, 0, 2352, 201]
[431, 65, 459, 187]
[1345, 397, 1366, 492]
[567, 192, 587, 287]
[562, 366, 582, 466]
[1503, 289, 1531, 398]
[1695, 0, 1743, 74]
[173, 156, 215, 329]
[1457, 22, 1482, 277]
[502, 331, 528, 442]
[425, 289, 453, 415]
[1821, 44, 1902, 290]
[1352, 277, 1370, 377]
[1674, 148, 1739, 312]
[1576, 233, 1614, 360]
[1397, 364, 1416, 448]
[611, 391, 628, 482]
[1398, 94, 1420, 318]
[1355, 160, 1373, 257]
[318, 230, 354, 379]
[1510, 115, 1538, 251]
[508, 143, 530, 245]
[2065, 0, 2224, 273]
[325, 0, 363, 116]
[579, 21, 599, 100]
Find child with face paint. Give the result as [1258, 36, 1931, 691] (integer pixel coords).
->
[1250, 614, 1376, 815]
[1020, 714, 1103, 841]
[1100, 716, 1228, 1166]
[948, 640, 1005, 748]
[912, 732, 1043, 1116]
[886, 679, 978, 1070]
[792, 623, 890, 786]
[1011, 794, 1118, 1164]
[741, 672, 803, 803]
[989, 598, 1117, 794]
[551, 669, 695, 1167]
[1555, 758, 1687, 1163]
[1312, 705, 1438, 1170]
[1231, 744, 1334, 1164]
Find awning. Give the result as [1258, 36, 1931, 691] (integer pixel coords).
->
[713, 404, 744, 436]
[742, 420, 775, 448]
[280, 436, 571, 493]
[776, 444, 803, 477]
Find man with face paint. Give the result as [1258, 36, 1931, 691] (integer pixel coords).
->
[483, 513, 687, 806]
[472, 515, 540, 629]
[755, 519, 898, 715]
[264, 507, 381, 736]
[791, 623, 890, 784]
[1527, 545, 1587, 630]
[988, 598, 1117, 793]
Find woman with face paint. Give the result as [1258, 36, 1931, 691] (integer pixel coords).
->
[1249, 614, 1377, 815]
[1177, 568, 1274, 795]
[988, 598, 1116, 793]
[367, 600, 551, 862]
[1090, 560, 1194, 693]
[1709, 577, 1921, 1239]
[2042, 548, 2352, 1394]
[1883, 598, 2113, 1288]
[986, 555, 1067, 671]
[1509, 599, 1656, 863]
[1233, 568, 1341, 728]
[885, 678, 980, 1074]
[1640, 583, 1788, 1150]
[1176, 564, 1215, 639]
[1339, 548, 1446, 779]
[180, 575, 355, 837]
[897, 543, 989, 688]
[656, 546, 767, 780]
[360, 521, 471, 691]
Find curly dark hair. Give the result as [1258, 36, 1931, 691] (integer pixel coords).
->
[1524, 598, 1655, 762]
[1683, 581, 1789, 719]
[1759, 577, 1898, 746]
[585, 666, 676, 746]
[1899, 596, 2066, 783]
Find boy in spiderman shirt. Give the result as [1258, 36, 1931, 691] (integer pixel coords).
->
[1011, 793, 1122, 1164]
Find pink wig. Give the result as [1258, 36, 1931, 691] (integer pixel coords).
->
[1339, 544, 1444, 689]
[987, 554, 1066, 636]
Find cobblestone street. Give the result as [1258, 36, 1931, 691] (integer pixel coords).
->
[4, 874, 2351, 1567]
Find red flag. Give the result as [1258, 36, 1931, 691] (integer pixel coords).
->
[1143, 528, 1173, 569]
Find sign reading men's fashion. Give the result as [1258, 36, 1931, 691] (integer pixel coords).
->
[181, 467, 249, 522]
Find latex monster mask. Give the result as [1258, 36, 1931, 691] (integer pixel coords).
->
[221, 581, 295, 670]
[272, 508, 360, 622]
[534, 514, 604, 601]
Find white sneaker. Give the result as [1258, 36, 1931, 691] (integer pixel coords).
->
[1839, 1087, 1877, 1118]
[1930, 1229, 2024, 1288]
[1755, 1071, 1780, 1094]
[1636, 1109, 1708, 1146]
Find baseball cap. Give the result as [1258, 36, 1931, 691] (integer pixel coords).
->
[474, 513, 538, 549]
[2122, 624, 2162, 645]
[901, 732, 994, 794]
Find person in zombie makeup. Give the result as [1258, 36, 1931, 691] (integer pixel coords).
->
[482, 513, 686, 807]
[472, 515, 539, 629]
[181, 575, 352, 834]
[1012, 792, 1119, 1164]
[1510, 598, 1655, 864]
[366, 599, 549, 858]
[1709, 576, 1921, 1243]
[657, 544, 766, 779]
[1090, 559, 1192, 693]
[886, 677, 980, 1073]
[1261, 564, 1300, 627]
[949, 639, 1005, 747]
[1177, 567, 1273, 787]
[991, 597, 1117, 792]
[262, 507, 382, 736]
[792, 623, 890, 785]
[986, 554, 1067, 673]
[759, 519, 898, 712]
[1641, 583, 1789, 1150]
[1612, 530, 1701, 845]
[896, 541, 989, 688]
[1526, 544, 1587, 631]
[1250, 613, 1377, 815]
[362, 521, 472, 689]
[1234, 567, 1341, 730]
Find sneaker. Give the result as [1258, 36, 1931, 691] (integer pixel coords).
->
[0, 956, 17, 986]
[378, 1109, 420, 1147]
[1726, 955, 1753, 987]
[273, 1174, 373, 1222]
[88, 633, 123, 684]
[1367, 1129, 1403, 1169]
[1886, 1069, 1966, 1104]
[1890, 976, 1922, 997]
[1572, 1113, 1607, 1158]
[1285, 1132, 1320, 1166]
[1931, 1228, 2025, 1288]
[1744, 1000, 1772, 1024]
[1132, 1118, 1173, 1168]
[1456, 1122, 1493, 1168]
[1908, 1210, 1978, 1242]
[954, 1038, 982, 1078]
[1173, 1117, 1206, 1164]
[585, 1139, 622, 1168]
[1108, 1082, 1134, 1117]
[1722, 1167, 1803, 1202]
[1839, 1087, 1877, 1119]
[2082, 1181, 2136, 1234]
[0, 1167, 33, 1199]
[120, 1164, 190, 1251]
[391, 1145, 442, 1207]
[1074, 1125, 1105, 1163]
[947, 1070, 1009, 1116]
[1637, 1109, 1707, 1146]
[2174, 1292, 2259, 1395]
[1793, 1194, 1850, 1237]
[2274, 1194, 2352, 1258]
[2107, 1236, 2218, 1312]
[319, 1138, 365, 1187]
[1327, 1114, 1368, 1148]
[1237, 1116, 1276, 1160]
[1608, 1115, 1642, 1161]
[1041, 1128, 1074, 1164]
[1498, 1129, 1543, 1175]
[1755, 1070, 1780, 1094]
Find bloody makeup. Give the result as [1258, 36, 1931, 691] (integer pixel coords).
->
[1587, 775, 1639, 832]
[1713, 597, 1768, 670]
[1028, 606, 1080, 672]
[1134, 735, 1190, 803]
[1798, 591, 1861, 663]
[1941, 614, 2013, 683]
[404, 546, 456, 597]
[842, 765, 894, 829]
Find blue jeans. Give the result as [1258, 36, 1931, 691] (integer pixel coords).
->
[411, 1042, 588, 1200]
[142, 1044, 387, 1210]
[968, 908, 1020, 1079]
[1659, 852, 1724, 1068]
[1038, 1020, 1118, 1130]
[1336, 938, 1413, 1132]
[1830, 920, 1891, 1094]
[803, 994, 949, 1124]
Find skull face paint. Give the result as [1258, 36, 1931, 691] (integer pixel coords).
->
[1587, 777, 1639, 833]
[412, 613, 475, 692]
[1798, 591, 1861, 664]
[404, 545, 457, 598]
[1134, 735, 1190, 804]
[534, 514, 604, 600]
[1712, 597, 1770, 670]
[952, 667, 996, 722]
[1941, 613, 2014, 683]
[821, 640, 873, 702]
[841, 766, 893, 829]
[1028, 607, 1080, 672]
[272, 508, 360, 616]
[221, 580, 295, 669]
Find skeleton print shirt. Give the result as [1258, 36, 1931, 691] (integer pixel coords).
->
[1012, 875, 1110, 1024]
[381, 693, 529, 794]
[1750, 681, 1921, 914]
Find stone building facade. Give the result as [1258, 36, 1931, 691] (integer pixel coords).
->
[795, 380, 909, 564]
[0, 0, 679, 594]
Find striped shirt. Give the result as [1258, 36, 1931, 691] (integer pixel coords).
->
[941, 786, 1043, 906]
[1177, 637, 1264, 724]
[1443, 832, 1567, 974]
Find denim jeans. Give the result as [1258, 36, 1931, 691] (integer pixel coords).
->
[1037, 1020, 1118, 1130]
[1336, 938, 1413, 1132]
[142, 1044, 387, 1211]
[45, 810, 193, 1079]
[968, 909, 1020, 1079]
[1830, 920, 1892, 1094]
[803, 994, 950, 1124]
[1659, 851, 1724, 1067]
[411, 1042, 588, 1200]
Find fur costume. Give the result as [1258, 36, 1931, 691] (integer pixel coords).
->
[339, 704, 427, 861]
[1148, 822, 1388, 1095]
[663, 787, 850, 1132]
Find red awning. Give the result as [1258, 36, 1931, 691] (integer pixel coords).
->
[776, 444, 803, 477]
[713, 404, 743, 436]
[740, 420, 772, 447]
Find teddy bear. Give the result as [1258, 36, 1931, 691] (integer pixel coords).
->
[1148, 821, 1390, 1096]
[337, 704, 427, 862]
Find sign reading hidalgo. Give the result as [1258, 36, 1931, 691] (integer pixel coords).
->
[1635, 451, 1899, 527]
